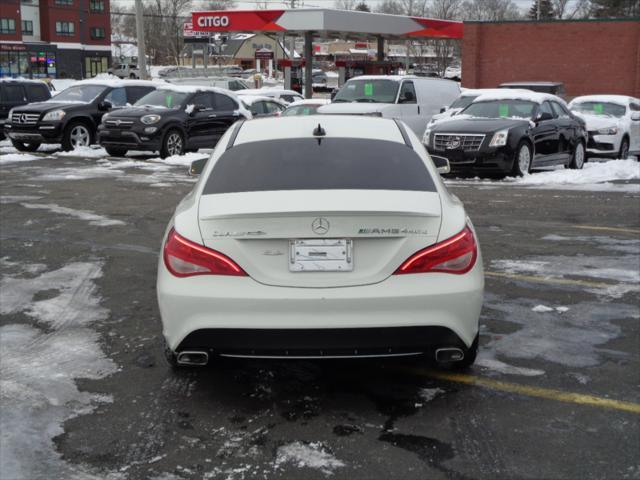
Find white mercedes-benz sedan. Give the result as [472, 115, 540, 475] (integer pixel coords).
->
[157, 115, 484, 368]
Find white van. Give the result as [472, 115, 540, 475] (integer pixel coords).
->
[319, 75, 460, 135]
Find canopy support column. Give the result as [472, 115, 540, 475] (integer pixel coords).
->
[304, 31, 313, 98]
[377, 36, 384, 61]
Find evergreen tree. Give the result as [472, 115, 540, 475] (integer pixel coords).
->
[355, 1, 371, 11]
[528, 0, 555, 19]
[590, 0, 640, 18]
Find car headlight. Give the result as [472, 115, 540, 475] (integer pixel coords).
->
[8, 108, 14, 119]
[489, 128, 509, 147]
[423, 128, 431, 145]
[141, 114, 161, 125]
[42, 110, 66, 122]
[596, 127, 618, 135]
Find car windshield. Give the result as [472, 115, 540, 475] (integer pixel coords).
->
[53, 85, 107, 103]
[281, 105, 321, 116]
[449, 95, 478, 110]
[462, 100, 537, 119]
[571, 101, 626, 118]
[134, 89, 189, 109]
[203, 138, 436, 194]
[333, 79, 399, 103]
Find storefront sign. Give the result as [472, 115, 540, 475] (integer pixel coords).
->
[255, 49, 274, 60]
[192, 10, 285, 32]
[1, 44, 27, 52]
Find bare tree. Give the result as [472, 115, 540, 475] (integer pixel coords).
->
[375, 0, 405, 14]
[334, 0, 357, 9]
[424, 0, 463, 75]
[205, 0, 236, 8]
[552, 0, 591, 18]
[461, 0, 521, 20]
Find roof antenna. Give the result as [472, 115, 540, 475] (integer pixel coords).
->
[313, 123, 326, 137]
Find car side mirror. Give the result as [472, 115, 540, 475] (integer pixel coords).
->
[631, 112, 640, 121]
[440, 106, 448, 113]
[430, 155, 450, 174]
[536, 111, 553, 123]
[330, 89, 337, 101]
[189, 158, 207, 176]
[99, 100, 113, 111]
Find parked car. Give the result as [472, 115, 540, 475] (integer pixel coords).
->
[0, 78, 52, 140]
[569, 95, 640, 160]
[236, 88, 305, 105]
[167, 76, 250, 91]
[240, 95, 287, 118]
[157, 115, 483, 368]
[97, 85, 251, 158]
[108, 63, 140, 79]
[320, 75, 460, 136]
[444, 65, 462, 81]
[413, 64, 440, 78]
[498, 81, 566, 99]
[4, 79, 157, 151]
[282, 98, 331, 116]
[423, 90, 587, 176]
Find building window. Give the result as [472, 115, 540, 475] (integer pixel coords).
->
[55, 0, 74, 5]
[90, 0, 105, 12]
[55, 21, 75, 36]
[21, 20, 33, 35]
[0, 19, 17, 35]
[90, 27, 105, 39]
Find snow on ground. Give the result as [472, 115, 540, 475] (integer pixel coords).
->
[532, 305, 569, 313]
[55, 146, 109, 158]
[274, 442, 345, 476]
[0, 153, 43, 164]
[541, 234, 640, 255]
[0, 261, 120, 480]
[147, 151, 208, 167]
[0, 195, 43, 204]
[20, 202, 125, 227]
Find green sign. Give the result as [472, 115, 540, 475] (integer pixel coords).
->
[166, 95, 173, 108]
[364, 83, 373, 97]
[593, 103, 604, 114]
[499, 104, 509, 117]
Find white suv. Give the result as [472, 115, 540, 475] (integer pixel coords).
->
[569, 95, 640, 160]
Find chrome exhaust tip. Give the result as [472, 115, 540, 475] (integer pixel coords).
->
[435, 347, 465, 363]
[176, 350, 209, 366]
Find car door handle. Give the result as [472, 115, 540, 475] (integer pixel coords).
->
[417, 105, 420, 114]
[208, 114, 217, 118]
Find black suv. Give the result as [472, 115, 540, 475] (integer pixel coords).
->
[4, 80, 157, 151]
[97, 86, 251, 158]
[1, 79, 51, 140]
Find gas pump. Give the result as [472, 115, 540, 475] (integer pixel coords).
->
[335, 60, 404, 88]
[281, 59, 305, 94]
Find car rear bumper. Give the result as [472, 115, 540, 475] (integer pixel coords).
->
[157, 258, 484, 355]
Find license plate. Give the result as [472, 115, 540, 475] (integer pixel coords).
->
[289, 239, 353, 272]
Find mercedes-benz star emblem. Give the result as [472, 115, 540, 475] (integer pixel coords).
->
[311, 217, 330, 235]
[114, 119, 122, 126]
[446, 136, 461, 149]
[20, 114, 27, 124]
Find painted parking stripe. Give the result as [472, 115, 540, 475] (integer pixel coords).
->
[421, 370, 640, 415]
[572, 225, 640, 235]
[485, 271, 617, 289]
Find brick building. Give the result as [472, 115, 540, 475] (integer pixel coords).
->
[0, 0, 111, 79]
[462, 19, 640, 98]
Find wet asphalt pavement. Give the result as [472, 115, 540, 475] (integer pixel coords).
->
[0, 151, 639, 480]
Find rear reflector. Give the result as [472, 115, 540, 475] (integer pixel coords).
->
[394, 225, 477, 275]
[163, 228, 247, 277]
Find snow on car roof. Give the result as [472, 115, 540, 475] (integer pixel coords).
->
[73, 77, 160, 88]
[569, 95, 635, 106]
[240, 95, 286, 105]
[236, 88, 302, 96]
[460, 88, 530, 97]
[472, 90, 565, 105]
[156, 83, 234, 96]
[0, 77, 49, 85]
[234, 115, 406, 146]
[286, 99, 332, 107]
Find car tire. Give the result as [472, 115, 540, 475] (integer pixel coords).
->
[62, 121, 93, 151]
[129, 73, 136, 79]
[511, 141, 532, 177]
[618, 137, 630, 160]
[569, 141, 585, 169]
[10, 139, 41, 152]
[160, 129, 184, 159]
[105, 147, 128, 157]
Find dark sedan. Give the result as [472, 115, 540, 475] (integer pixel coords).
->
[423, 93, 587, 176]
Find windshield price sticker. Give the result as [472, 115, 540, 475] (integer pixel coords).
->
[594, 103, 604, 114]
[499, 104, 509, 117]
[364, 83, 374, 97]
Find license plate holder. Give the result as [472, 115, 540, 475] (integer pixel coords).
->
[289, 239, 353, 272]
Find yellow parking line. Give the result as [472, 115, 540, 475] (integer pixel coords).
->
[485, 271, 615, 289]
[419, 370, 640, 415]
[572, 225, 640, 235]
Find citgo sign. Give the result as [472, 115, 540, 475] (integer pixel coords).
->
[196, 15, 230, 28]
[191, 10, 285, 32]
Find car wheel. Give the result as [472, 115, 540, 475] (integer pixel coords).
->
[160, 129, 184, 159]
[512, 141, 531, 176]
[10, 139, 41, 152]
[62, 122, 92, 151]
[569, 141, 585, 169]
[618, 138, 629, 160]
[105, 147, 128, 157]
[129, 73, 136, 79]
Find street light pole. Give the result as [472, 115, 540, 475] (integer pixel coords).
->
[135, 0, 148, 79]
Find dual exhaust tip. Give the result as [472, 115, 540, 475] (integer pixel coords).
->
[175, 348, 464, 365]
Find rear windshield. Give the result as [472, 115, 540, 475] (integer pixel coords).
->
[203, 138, 435, 195]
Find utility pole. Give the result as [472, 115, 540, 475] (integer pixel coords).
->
[537, 0, 541, 20]
[135, 0, 149, 79]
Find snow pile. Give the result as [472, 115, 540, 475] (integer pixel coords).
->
[55, 147, 109, 159]
[21, 202, 125, 227]
[418, 387, 445, 402]
[150, 151, 208, 167]
[0, 153, 42, 164]
[275, 442, 344, 476]
[475, 356, 545, 377]
[532, 305, 569, 313]
[0, 261, 118, 479]
[513, 159, 639, 187]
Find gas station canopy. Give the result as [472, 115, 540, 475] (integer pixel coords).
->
[191, 9, 463, 40]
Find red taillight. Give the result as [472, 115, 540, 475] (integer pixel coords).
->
[394, 226, 477, 275]
[163, 228, 247, 277]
